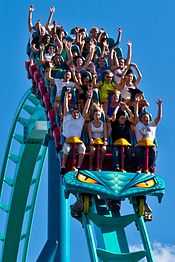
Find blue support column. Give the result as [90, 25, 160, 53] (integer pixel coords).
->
[37, 139, 70, 262]
[135, 215, 155, 262]
[82, 215, 99, 262]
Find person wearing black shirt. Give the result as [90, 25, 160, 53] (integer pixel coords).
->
[111, 102, 134, 170]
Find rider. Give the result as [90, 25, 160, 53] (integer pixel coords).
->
[61, 90, 92, 174]
[87, 108, 108, 170]
[111, 102, 134, 171]
[135, 99, 163, 172]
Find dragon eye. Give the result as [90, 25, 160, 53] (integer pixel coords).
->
[135, 179, 155, 188]
[77, 173, 97, 184]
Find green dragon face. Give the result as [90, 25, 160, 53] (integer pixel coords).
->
[64, 170, 165, 202]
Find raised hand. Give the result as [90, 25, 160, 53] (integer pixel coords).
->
[50, 6, 55, 13]
[87, 89, 93, 99]
[118, 27, 123, 33]
[130, 62, 137, 68]
[39, 44, 45, 52]
[119, 101, 127, 110]
[156, 99, 163, 106]
[127, 41, 132, 47]
[90, 41, 96, 50]
[90, 138, 94, 145]
[69, 64, 76, 73]
[29, 5, 34, 12]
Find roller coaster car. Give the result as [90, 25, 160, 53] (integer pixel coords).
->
[64, 169, 165, 205]
[29, 64, 37, 78]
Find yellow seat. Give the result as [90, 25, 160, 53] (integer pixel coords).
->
[137, 138, 155, 147]
[93, 138, 104, 145]
[113, 138, 131, 146]
[66, 136, 83, 144]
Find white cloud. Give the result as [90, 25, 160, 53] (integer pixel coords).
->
[153, 242, 175, 262]
[131, 242, 175, 262]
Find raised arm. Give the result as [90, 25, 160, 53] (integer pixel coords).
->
[100, 40, 110, 58]
[111, 104, 120, 122]
[87, 122, 94, 144]
[83, 42, 96, 68]
[74, 28, 81, 46]
[82, 91, 93, 118]
[69, 64, 81, 87]
[53, 31, 63, 54]
[40, 44, 45, 63]
[125, 41, 132, 66]
[64, 41, 73, 65]
[63, 91, 70, 116]
[154, 99, 163, 125]
[28, 5, 34, 32]
[120, 102, 134, 122]
[103, 122, 108, 144]
[115, 28, 123, 47]
[133, 99, 139, 124]
[110, 48, 115, 68]
[46, 6, 55, 28]
[130, 63, 142, 86]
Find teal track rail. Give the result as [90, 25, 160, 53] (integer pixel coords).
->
[81, 198, 154, 262]
[0, 86, 156, 262]
[0, 89, 32, 193]
[0, 89, 48, 262]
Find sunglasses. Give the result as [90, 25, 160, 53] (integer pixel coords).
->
[106, 75, 113, 79]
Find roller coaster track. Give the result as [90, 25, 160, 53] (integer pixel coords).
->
[0, 89, 48, 262]
[0, 69, 161, 261]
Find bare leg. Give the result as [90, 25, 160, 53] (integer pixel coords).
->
[61, 153, 68, 168]
[98, 146, 106, 170]
[89, 146, 95, 170]
[62, 142, 71, 168]
[102, 102, 108, 118]
[77, 143, 86, 169]
[77, 153, 85, 169]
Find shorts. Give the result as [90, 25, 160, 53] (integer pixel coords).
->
[63, 142, 86, 155]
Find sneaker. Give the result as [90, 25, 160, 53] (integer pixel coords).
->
[108, 200, 121, 215]
[61, 167, 66, 175]
[144, 203, 152, 221]
[136, 167, 142, 173]
[72, 166, 78, 172]
[144, 210, 152, 221]
[70, 199, 83, 218]
[149, 167, 155, 173]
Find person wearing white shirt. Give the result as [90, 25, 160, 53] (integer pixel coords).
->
[135, 99, 163, 172]
[61, 90, 92, 173]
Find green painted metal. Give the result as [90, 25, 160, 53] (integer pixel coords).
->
[96, 249, 146, 261]
[88, 213, 136, 230]
[0, 85, 155, 262]
[0, 234, 5, 241]
[87, 209, 129, 259]
[28, 95, 40, 106]
[2, 143, 41, 262]
[14, 134, 24, 144]
[3, 177, 15, 187]
[0, 202, 9, 213]
[21, 146, 47, 262]
[135, 215, 155, 262]
[8, 153, 20, 163]
[80, 198, 155, 262]
[0, 89, 35, 193]
[82, 214, 99, 262]
[37, 140, 70, 262]
[0, 89, 49, 262]
[23, 104, 36, 115]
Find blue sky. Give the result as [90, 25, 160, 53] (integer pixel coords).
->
[0, 0, 175, 261]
